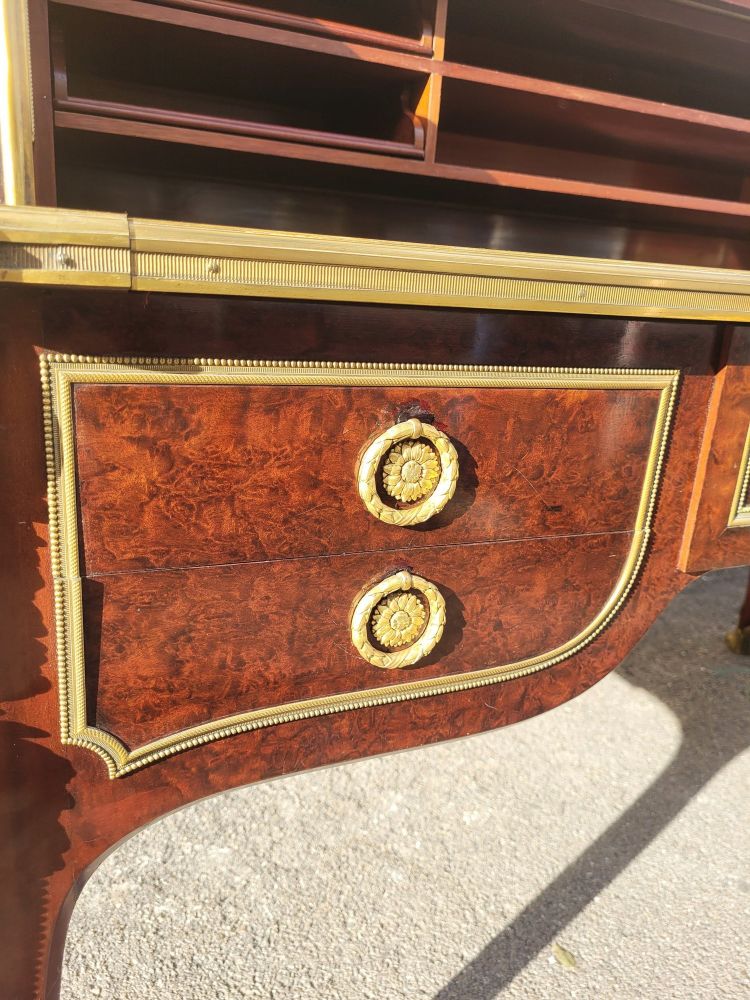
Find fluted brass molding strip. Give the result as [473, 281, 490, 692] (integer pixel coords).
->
[0, 205, 129, 243]
[728, 424, 750, 528]
[4, 206, 750, 318]
[41, 354, 679, 777]
[0, 206, 130, 284]
[0, 242, 131, 285]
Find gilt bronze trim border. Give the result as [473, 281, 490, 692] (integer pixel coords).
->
[1, 205, 749, 319]
[728, 424, 750, 528]
[41, 354, 679, 777]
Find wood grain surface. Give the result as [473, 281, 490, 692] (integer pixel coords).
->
[36, 287, 720, 371]
[73, 381, 662, 572]
[0, 285, 727, 1000]
[55, 131, 750, 269]
[84, 531, 633, 749]
[45, 0, 750, 236]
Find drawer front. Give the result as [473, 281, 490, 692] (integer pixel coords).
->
[43, 356, 678, 776]
[73, 373, 666, 573]
[85, 531, 632, 751]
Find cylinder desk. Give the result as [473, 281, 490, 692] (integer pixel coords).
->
[2, 1, 750, 996]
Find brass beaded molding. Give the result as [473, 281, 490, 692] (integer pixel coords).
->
[728, 424, 750, 528]
[351, 571, 447, 669]
[41, 354, 679, 778]
[4, 205, 750, 320]
[358, 418, 459, 526]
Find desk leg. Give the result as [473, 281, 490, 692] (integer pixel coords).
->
[0, 296, 83, 999]
[0, 735, 84, 1000]
[726, 568, 750, 654]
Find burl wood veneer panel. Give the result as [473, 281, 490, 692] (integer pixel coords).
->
[84, 531, 633, 749]
[46, 354, 676, 776]
[73, 382, 663, 571]
[681, 325, 750, 571]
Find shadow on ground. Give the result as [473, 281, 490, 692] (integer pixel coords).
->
[432, 568, 750, 1000]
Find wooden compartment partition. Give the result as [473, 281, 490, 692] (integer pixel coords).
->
[52, 4, 429, 158]
[153, 0, 435, 52]
[50, 130, 750, 271]
[444, 0, 750, 119]
[33, 0, 750, 246]
[435, 76, 750, 202]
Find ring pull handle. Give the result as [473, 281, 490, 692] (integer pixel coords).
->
[351, 570, 446, 669]
[357, 418, 459, 526]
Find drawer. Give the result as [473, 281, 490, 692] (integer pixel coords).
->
[85, 532, 633, 751]
[71, 365, 671, 572]
[43, 355, 678, 776]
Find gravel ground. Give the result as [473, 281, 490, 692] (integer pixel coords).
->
[61, 569, 750, 1000]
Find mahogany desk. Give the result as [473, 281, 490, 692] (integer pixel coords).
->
[3, 1, 750, 997]
[2, 207, 750, 1000]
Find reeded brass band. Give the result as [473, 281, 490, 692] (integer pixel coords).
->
[3, 205, 750, 320]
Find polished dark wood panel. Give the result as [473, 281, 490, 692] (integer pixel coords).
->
[73, 381, 661, 572]
[85, 531, 632, 749]
[38, 288, 721, 371]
